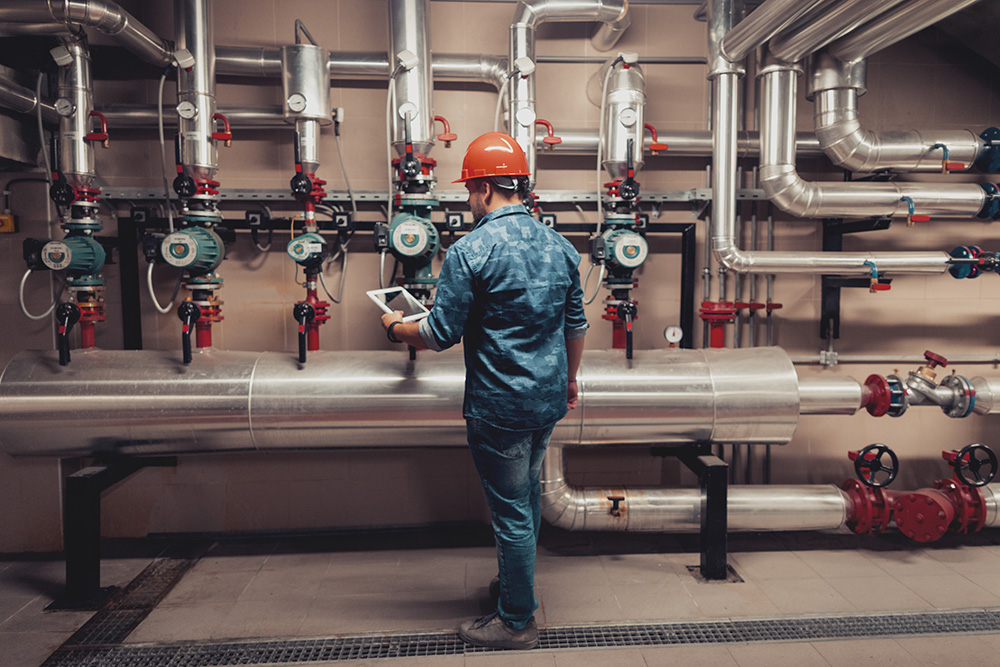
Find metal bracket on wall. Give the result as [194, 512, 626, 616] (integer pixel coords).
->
[820, 216, 893, 341]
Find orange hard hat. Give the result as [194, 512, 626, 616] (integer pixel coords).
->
[453, 132, 530, 183]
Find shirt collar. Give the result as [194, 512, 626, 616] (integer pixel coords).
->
[473, 204, 529, 231]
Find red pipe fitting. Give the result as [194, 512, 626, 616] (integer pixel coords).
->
[86, 110, 109, 148]
[643, 123, 668, 154]
[304, 284, 331, 352]
[842, 479, 897, 535]
[535, 119, 562, 149]
[433, 116, 457, 147]
[211, 113, 232, 147]
[699, 301, 736, 348]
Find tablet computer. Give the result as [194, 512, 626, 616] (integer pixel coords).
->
[366, 287, 431, 322]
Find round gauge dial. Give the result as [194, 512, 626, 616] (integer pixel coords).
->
[54, 98, 76, 117]
[176, 101, 198, 120]
[619, 107, 638, 127]
[664, 325, 683, 344]
[287, 93, 307, 113]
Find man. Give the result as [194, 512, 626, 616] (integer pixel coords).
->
[380, 132, 588, 650]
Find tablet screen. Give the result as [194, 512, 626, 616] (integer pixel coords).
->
[371, 288, 429, 319]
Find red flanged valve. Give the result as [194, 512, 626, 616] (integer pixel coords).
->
[842, 479, 894, 535]
[933, 478, 987, 535]
[923, 350, 948, 369]
[85, 110, 109, 148]
[864, 374, 891, 417]
[893, 490, 955, 543]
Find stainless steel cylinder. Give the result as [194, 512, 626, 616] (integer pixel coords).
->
[389, 0, 434, 157]
[295, 119, 321, 174]
[796, 376, 863, 414]
[769, 0, 905, 64]
[982, 485, 999, 528]
[176, 0, 218, 182]
[281, 45, 332, 124]
[0, 347, 806, 458]
[0, 68, 57, 122]
[601, 63, 646, 180]
[721, 0, 827, 63]
[57, 37, 95, 191]
[971, 376, 1000, 415]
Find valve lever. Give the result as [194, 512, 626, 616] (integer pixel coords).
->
[178, 301, 201, 365]
[616, 300, 637, 360]
[293, 302, 316, 363]
[55, 302, 81, 367]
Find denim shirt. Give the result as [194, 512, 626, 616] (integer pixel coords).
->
[419, 204, 589, 430]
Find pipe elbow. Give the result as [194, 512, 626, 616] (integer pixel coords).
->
[591, 0, 631, 52]
[759, 163, 815, 217]
[712, 238, 752, 273]
[540, 481, 580, 530]
[815, 118, 877, 171]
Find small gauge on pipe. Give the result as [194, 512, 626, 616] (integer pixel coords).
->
[664, 325, 683, 346]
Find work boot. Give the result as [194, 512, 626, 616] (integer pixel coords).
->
[458, 611, 539, 650]
[488, 575, 500, 605]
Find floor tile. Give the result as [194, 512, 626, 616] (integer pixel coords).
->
[896, 635, 999, 666]
[386, 589, 478, 631]
[125, 602, 234, 642]
[892, 572, 1000, 608]
[790, 549, 878, 578]
[238, 567, 324, 605]
[552, 647, 648, 666]
[158, 568, 254, 606]
[810, 638, 926, 667]
[0, 596, 91, 634]
[642, 643, 741, 666]
[536, 583, 625, 625]
[599, 553, 680, 585]
[755, 578, 856, 614]
[680, 578, 782, 619]
[0, 631, 75, 667]
[922, 543, 1000, 575]
[214, 599, 309, 639]
[611, 581, 700, 620]
[295, 593, 390, 636]
[825, 575, 934, 613]
[727, 641, 832, 667]
[467, 651, 553, 666]
[730, 551, 819, 581]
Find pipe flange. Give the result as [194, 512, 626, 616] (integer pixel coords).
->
[885, 375, 907, 417]
[941, 374, 976, 418]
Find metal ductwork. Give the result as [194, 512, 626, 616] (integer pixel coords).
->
[0, 66, 57, 123]
[828, 0, 985, 64]
[55, 36, 97, 191]
[0, 0, 172, 67]
[0, 347, 810, 458]
[388, 0, 434, 157]
[509, 0, 630, 186]
[809, 51, 984, 172]
[175, 0, 217, 183]
[768, 0, 906, 64]
[721, 0, 828, 64]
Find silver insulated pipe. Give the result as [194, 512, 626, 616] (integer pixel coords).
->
[388, 0, 434, 157]
[601, 61, 646, 180]
[281, 44, 332, 175]
[176, 0, 218, 183]
[55, 36, 96, 191]
[0, 347, 807, 458]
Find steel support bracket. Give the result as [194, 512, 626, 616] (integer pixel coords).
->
[820, 216, 893, 340]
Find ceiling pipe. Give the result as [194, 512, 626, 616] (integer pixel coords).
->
[809, 50, 985, 173]
[720, 0, 828, 63]
[0, 0, 173, 67]
[0, 69, 58, 123]
[768, 0, 906, 64]
[175, 0, 217, 183]
[828, 0, 985, 64]
[540, 445, 851, 532]
[0, 23, 73, 37]
[388, 0, 434, 157]
[509, 0, 630, 187]
[539, 128, 822, 157]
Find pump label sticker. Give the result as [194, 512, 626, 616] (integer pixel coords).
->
[393, 221, 426, 256]
[163, 232, 198, 268]
[42, 241, 71, 270]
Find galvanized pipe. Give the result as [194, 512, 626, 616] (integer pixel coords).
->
[100, 105, 285, 127]
[0, 68, 58, 123]
[509, 0, 629, 186]
[0, 347, 806, 458]
[810, 51, 983, 172]
[829, 0, 985, 63]
[769, 0, 906, 64]
[601, 63, 647, 180]
[0, 0, 172, 67]
[540, 446, 850, 532]
[538, 128, 823, 157]
[56, 36, 96, 191]
[721, 0, 828, 63]
[175, 0, 217, 182]
[796, 376, 863, 415]
[388, 0, 434, 157]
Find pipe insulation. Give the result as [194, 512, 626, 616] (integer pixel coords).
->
[175, 0, 217, 182]
[0, 0, 172, 67]
[768, 0, 906, 64]
[809, 51, 983, 172]
[0, 347, 808, 458]
[0, 68, 57, 124]
[389, 0, 434, 157]
[721, 0, 828, 63]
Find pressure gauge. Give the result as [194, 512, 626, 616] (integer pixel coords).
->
[176, 101, 198, 120]
[619, 107, 638, 127]
[664, 326, 683, 344]
[287, 93, 307, 113]
[397, 101, 417, 120]
[54, 98, 75, 117]
[515, 106, 536, 128]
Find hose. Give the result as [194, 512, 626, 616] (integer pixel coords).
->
[319, 242, 348, 304]
[157, 68, 175, 233]
[19, 269, 66, 320]
[146, 262, 183, 314]
[582, 262, 606, 305]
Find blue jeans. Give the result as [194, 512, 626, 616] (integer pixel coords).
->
[466, 419, 554, 630]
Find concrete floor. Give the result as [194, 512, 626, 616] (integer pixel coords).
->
[4, 527, 1000, 666]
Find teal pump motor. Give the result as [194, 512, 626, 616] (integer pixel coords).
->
[161, 226, 225, 273]
[388, 211, 439, 288]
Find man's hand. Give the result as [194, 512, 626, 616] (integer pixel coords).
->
[567, 379, 579, 410]
[381, 310, 403, 331]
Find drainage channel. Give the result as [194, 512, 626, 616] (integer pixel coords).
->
[42, 607, 1000, 666]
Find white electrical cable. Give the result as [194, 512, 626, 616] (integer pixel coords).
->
[334, 132, 358, 221]
[385, 75, 397, 227]
[494, 85, 505, 132]
[18, 269, 65, 320]
[157, 69, 175, 233]
[581, 262, 606, 305]
[595, 59, 616, 237]
[318, 243, 348, 304]
[146, 262, 183, 314]
[378, 249, 388, 289]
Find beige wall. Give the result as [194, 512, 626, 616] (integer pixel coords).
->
[1, 1, 998, 552]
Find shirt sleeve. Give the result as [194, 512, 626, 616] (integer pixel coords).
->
[419, 245, 476, 352]
[564, 251, 589, 339]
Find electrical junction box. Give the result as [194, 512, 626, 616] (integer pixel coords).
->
[636, 213, 649, 230]
[0, 213, 18, 233]
[445, 212, 464, 230]
[334, 212, 352, 230]
[540, 213, 556, 228]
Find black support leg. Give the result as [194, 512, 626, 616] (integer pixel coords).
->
[698, 454, 729, 580]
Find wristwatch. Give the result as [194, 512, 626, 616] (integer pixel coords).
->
[387, 321, 402, 343]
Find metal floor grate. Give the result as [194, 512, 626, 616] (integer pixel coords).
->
[41, 607, 1000, 666]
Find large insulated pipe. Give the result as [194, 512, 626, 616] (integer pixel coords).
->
[509, 0, 629, 186]
[540, 446, 850, 532]
[56, 36, 96, 191]
[0, 347, 806, 458]
[720, 0, 828, 63]
[176, 0, 217, 182]
[768, 0, 906, 64]
[0, 67, 57, 123]
[388, 0, 434, 157]
[601, 62, 647, 180]
[809, 51, 984, 172]
[758, 59, 986, 220]
[281, 44, 331, 175]
[829, 0, 985, 64]
[537, 128, 823, 157]
[0, 0, 172, 67]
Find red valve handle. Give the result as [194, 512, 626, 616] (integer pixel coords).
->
[909, 214, 930, 223]
[870, 282, 891, 292]
[644, 123, 668, 154]
[85, 110, 109, 148]
[433, 115, 457, 147]
[211, 113, 232, 146]
[945, 162, 965, 172]
[924, 350, 948, 368]
[535, 118, 561, 149]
